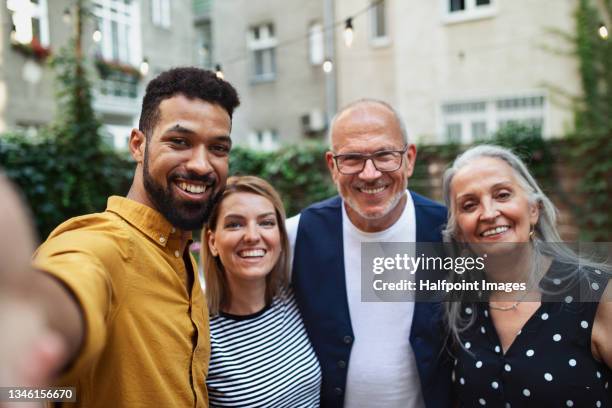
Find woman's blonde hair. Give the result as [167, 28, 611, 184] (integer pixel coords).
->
[202, 175, 290, 316]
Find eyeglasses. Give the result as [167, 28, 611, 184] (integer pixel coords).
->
[332, 145, 409, 175]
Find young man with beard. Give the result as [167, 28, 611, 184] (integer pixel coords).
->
[1, 67, 239, 408]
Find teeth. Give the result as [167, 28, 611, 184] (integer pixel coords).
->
[361, 186, 385, 194]
[239, 249, 266, 258]
[481, 226, 509, 237]
[178, 182, 207, 194]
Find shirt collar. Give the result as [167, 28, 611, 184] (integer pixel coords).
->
[106, 196, 190, 247]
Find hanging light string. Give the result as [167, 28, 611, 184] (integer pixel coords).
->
[213, 0, 607, 76]
[216, 0, 384, 70]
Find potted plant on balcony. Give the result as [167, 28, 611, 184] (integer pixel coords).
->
[11, 36, 52, 62]
[94, 56, 142, 81]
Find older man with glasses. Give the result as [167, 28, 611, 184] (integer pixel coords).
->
[286, 99, 452, 408]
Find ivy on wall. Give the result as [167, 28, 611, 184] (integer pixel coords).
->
[0, 29, 133, 240]
[570, 0, 612, 241]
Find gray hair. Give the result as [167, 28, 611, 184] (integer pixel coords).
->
[327, 99, 409, 149]
[441, 144, 610, 351]
[442, 144, 560, 243]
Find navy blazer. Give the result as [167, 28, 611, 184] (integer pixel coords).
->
[292, 191, 452, 408]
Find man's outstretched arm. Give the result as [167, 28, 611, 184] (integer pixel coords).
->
[0, 173, 83, 391]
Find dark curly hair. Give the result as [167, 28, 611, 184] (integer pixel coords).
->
[138, 67, 240, 138]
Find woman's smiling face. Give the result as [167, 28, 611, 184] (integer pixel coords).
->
[450, 157, 540, 245]
[207, 192, 281, 287]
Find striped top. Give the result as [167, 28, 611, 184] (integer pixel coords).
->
[207, 287, 322, 407]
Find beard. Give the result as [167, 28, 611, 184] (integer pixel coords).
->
[143, 147, 223, 231]
[338, 179, 405, 221]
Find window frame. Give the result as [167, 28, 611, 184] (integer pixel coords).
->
[151, 0, 171, 29]
[308, 22, 324, 66]
[93, 0, 142, 67]
[247, 23, 278, 82]
[441, 0, 497, 24]
[438, 92, 547, 143]
[248, 129, 279, 151]
[369, 0, 390, 47]
[7, 0, 50, 46]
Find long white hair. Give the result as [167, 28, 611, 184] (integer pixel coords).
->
[441, 144, 610, 348]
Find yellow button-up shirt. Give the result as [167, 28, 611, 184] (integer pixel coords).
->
[34, 196, 210, 408]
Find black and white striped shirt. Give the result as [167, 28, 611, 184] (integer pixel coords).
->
[207, 287, 321, 407]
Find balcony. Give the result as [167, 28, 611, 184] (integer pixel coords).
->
[93, 59, 142, 116]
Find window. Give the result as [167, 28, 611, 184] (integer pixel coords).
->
[248, 23, 277, 82]
[249, 129, 279, 151]
[308, 22, 324, 66]
[442, 0, 495, 23]
[7, 0, 49, 46]
[93, 0, 140, 66]
[370, 0, 389, 45]
[301, 109, 326, 135]
[103, 124, 133, 149]
[471, 122, 487, 140]
[445, 123, 462, 143]
[151, 0, 171, 28]
[196, 21, 213, 68]
[93, 0, 141, 100]
[440, 94, 546, 143]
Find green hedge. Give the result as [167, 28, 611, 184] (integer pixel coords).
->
[0, 132, 133, 240]
[229, 143, 337, 217]
[1, 125, 608, 241]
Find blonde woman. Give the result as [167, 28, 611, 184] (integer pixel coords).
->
[202, 176, 321, 407]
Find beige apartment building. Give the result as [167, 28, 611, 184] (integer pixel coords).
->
[212, 0, 328, 149]
[212, 0, 582, 146]
[1, 0, 198, 148]
[336, 0, 581, 143]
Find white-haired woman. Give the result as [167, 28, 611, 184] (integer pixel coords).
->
[442, 144, 611, 407]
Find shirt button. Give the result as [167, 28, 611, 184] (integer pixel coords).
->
[337, 360, 346, 369]
[159, 236, 166, 244]
[334, 387, 343, 396]
[174, 250, 180, 258]
[343, 335, 353, 344]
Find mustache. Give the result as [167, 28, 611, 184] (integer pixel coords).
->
[169, 172, 217, 186]
[353, 180, 387, 189]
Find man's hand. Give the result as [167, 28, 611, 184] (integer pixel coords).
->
[0, 174, 66, 403]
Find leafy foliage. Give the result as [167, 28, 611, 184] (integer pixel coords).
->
[0, 27, 133, 240]
[490, 123, 555, 186]
[0, 132, 132, 239]
[230, 143, 337, 217]
[569, 0, 612, 240]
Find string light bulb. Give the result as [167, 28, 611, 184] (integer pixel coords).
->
[139, 58, 149, 76]
[92, 24, 102, 43]
[344, 18, 354, 47]
[598, 23, 608, 39]
[215, 64, 224, 80]
[322, 59, 333, 73]
[62, 7, 72, 24]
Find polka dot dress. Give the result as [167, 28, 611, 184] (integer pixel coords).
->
[452, 262, 611, 407]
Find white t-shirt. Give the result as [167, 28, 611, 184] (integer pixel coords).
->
[286, 192, 425, 408]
